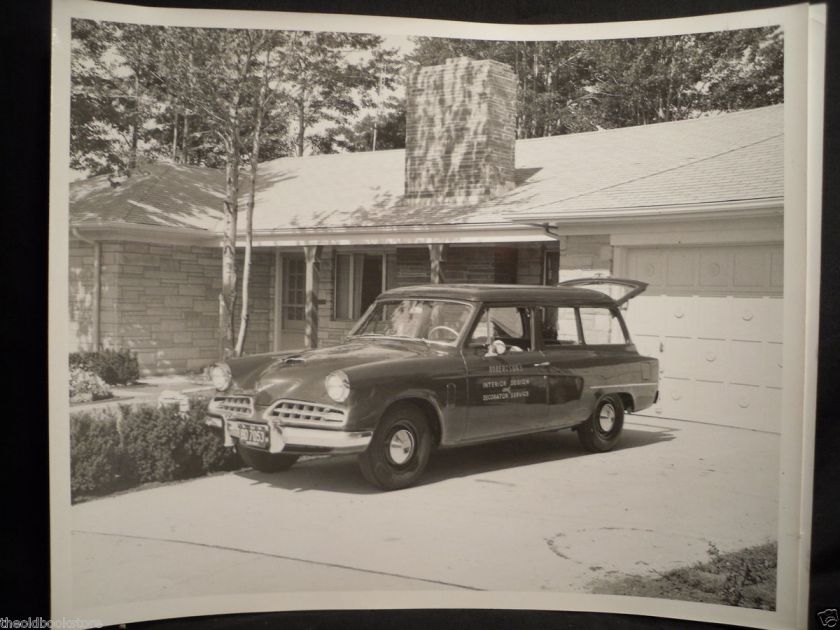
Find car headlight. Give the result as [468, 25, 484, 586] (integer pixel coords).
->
[325, 370, 350, 403]
[209, 363, 232, 391]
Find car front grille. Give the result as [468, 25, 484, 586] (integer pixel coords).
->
[266, 400, 346, 427]
[209, 395, 255, 418]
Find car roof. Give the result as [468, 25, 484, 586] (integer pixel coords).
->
[378, 284, 618, 306]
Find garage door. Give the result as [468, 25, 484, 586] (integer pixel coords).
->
[621, 244, 783, 432]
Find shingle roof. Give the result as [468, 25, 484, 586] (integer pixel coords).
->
[70, 104, 783, 234]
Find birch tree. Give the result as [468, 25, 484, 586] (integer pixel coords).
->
[159, 28, 261, 358]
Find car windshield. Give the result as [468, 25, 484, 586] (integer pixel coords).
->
[352, 300, 473, 345]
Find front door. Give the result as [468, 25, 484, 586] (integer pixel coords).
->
[280, 255, 306, 350]
[462, 306, 549, 440]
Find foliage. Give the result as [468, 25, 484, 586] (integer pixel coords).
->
[69, 367, 112, 403]
[409, 27, 783, 137]
[591, 541, 777, 610]
[70, 348, 140, 386]
[70, 409, 123, 495]
[326, 98, 406, 152]
[69, 398, 240, 500]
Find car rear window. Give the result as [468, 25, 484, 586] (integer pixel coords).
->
[579, 307, 628, 345]
[540, 306, 582, 346]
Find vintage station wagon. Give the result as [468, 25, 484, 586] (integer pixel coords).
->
[205, 279, 659, 490]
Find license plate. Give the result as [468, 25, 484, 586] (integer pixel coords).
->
[234, 422, 269, 449]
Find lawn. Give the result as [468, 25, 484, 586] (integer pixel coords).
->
[591, 541, 777, 610]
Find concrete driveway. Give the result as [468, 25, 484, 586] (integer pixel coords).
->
[70, 416, 779, 609]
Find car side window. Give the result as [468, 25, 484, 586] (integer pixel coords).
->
[540, 306, 581, 346]
[469, 306, 533, 351]
[578, 307, 628, 345]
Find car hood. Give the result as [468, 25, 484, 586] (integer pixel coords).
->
[227, 339, 438, 406]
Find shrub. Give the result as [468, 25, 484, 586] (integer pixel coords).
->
[120, 400, 239, 484]
[70, 348, 140, 386]
[183, 397, 241, 474]
[70, 409, 123, 496]
[69, 366, 112, 403]
[69, 398, 240, 500]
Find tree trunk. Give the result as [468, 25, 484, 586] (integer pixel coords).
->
[181, 113, 190, 164]
[219, 130, 240, 360]
[129, 73, 140, 173]
[171, 110, 179, 162]
[296, 96, 306, 156]
[235, 49, 271, 357]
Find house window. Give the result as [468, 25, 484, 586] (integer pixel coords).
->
[284, 257, 306, 321]
[334, 253, 385, 320]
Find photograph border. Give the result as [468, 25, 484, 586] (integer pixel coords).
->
[47, 1, 824, 628]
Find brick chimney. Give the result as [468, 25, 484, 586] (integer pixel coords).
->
[404, 57, 517, 205]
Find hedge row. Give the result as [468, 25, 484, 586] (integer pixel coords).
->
[70, 349, 140, 386]
[70, 398, 240, 500]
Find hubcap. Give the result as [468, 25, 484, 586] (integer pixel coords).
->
[598, 404, 616, 434]
[387, 428, 415, 466]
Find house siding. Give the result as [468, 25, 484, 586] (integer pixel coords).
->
[559, 235, 612, 279]
[69, 238, 613, 374]
[69, 238, 97, 350]
[69, 240, 275, 375]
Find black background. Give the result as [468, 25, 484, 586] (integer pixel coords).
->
[2, 0, 837, 628]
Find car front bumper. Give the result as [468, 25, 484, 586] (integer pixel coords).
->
[205, 415, 373, 454]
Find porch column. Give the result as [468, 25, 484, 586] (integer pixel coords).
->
[303, 245, 322, 349]
[428, 243, 446, 284]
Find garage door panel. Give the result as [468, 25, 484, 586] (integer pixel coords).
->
[662, 337, 696, 379]
[770, 249, 784, 288]
[665, 250, 699, 287]
[661, 297, 700, 337]
[693, 296, 731, 339]
[699, 249, 733, 289]
[694, 380, 729, 421]
[733, 249, 771, 288]
[765, 342, 784, 389]
[765, 298, 784, 343]
[689, 338, 728, 382]
[659, 378, 697, 421]
[730, 297, 780, 342]
[624, 297, 664, 336]
[727, 340, 765, 386]
[629, 250, 665, 287]
[764, 388, 783, 433]
[725, 384, 766, 431]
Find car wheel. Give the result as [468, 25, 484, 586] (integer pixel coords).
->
[358, 402, 432, 490]
[237, 444, 299, 473]
[577, 394, 624, 453]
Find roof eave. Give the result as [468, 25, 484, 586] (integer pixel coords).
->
[70, 219, 556, 247]
[71, 221, 219, 246]
[509, 198, 784, 226]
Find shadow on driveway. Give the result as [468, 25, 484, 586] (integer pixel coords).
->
[234, 422, 677, 495]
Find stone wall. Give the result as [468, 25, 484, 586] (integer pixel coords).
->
[558, 235, 613, 280]
[69, 239, 274, 374]
[69, 239, 97, 350]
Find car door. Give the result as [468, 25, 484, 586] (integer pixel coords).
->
[461, 305, 550, 440]
[537, 305, 594, 427]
